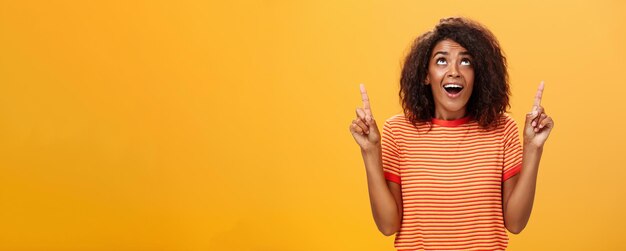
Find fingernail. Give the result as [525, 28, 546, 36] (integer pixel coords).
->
[532, 121, 536, 127]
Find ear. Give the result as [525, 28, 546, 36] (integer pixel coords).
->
[424, 76, 430, 85]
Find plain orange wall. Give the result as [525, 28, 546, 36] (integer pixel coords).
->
[1, 1, 625, 250]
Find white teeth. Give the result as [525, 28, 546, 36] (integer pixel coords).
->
[444, 84, 463, 88]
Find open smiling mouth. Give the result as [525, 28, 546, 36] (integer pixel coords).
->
[443, 84, 463, 95]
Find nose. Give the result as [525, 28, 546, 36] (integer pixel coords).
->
[447, 63, 460, 78]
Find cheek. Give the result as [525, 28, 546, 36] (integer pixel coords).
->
[463, 69, 475, 86]
[428, 68, 445, 82]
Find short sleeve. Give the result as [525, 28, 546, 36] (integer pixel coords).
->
[382, 119, 401, 184]
[502, 116, 523, 182]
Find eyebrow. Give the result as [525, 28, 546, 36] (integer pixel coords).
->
[432, 51, 472, 58]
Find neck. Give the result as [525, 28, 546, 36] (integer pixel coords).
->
[434, 109, 466, 120]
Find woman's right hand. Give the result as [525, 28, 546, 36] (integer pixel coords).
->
[349, 84, 381, 152]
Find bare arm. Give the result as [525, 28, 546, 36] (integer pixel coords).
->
[502, 146, 542, 234]
[350, 84, 403, 236]
[361, 147, 403, 236]
[502, 82, 554, 234]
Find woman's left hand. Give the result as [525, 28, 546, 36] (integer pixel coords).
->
[524, 81, 554, 148]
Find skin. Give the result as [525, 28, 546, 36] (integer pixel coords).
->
[425, 39, 475, 120]
[503, 81, 553, 234]
[349, 40, 554, 236]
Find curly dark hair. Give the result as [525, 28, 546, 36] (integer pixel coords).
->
[400, 17, 510, 129]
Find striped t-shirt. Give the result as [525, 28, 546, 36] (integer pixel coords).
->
[382, 113, 523, 251]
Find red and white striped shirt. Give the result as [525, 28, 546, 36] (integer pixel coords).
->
[382, 113, 522, 250]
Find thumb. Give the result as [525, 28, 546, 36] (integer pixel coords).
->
[366, 115, 376, 126]
[525, 108, 539, 127]
[366, 116, 378, 133]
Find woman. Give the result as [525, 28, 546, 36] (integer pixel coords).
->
[349, 17, 553, 250]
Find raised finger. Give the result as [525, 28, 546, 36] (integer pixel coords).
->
[360, 83, 373, 117]
[532, 106, 545, 127]
[533, 81, 545, 109]
[356, 108, 367, 121]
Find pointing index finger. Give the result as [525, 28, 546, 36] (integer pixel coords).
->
[360, 83, 372, 116]
[533, 81, 545, 108]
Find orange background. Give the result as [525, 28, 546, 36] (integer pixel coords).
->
[1, 1, 625, 250]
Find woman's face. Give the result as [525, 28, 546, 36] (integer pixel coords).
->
[425, 39, 475, 120]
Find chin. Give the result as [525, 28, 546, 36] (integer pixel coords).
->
[442, 102, 468, 114]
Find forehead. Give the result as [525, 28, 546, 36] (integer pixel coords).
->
[431, 39, 469, 54]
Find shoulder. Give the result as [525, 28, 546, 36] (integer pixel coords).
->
[385, 114, 407, 124]
[380, 114, 411, 135]
[383, 114, 415, 129]
[494, 113, 521, 138]
[497, 113, 519, 129]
